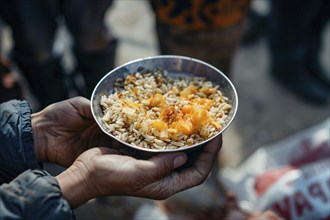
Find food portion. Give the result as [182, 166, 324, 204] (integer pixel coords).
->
[100, 68, 232, 150]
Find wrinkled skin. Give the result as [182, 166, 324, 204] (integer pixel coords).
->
[57, 134, 223, 208]
[32, 96, 113, 167]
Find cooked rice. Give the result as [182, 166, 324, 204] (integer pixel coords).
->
[100, 68, 231, 150]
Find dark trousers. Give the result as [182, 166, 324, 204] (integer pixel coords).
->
[268, 0, 330, 70]
[0, 0, 116, 107]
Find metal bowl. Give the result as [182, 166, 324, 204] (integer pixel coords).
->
[91, 55, 238, 153]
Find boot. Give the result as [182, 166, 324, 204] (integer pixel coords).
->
[15, 57, 69, 108]
[271, 61, 328, 105]
[74, 39, 117, 97]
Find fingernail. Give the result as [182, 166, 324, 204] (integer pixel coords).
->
[173, 154, 187, 168]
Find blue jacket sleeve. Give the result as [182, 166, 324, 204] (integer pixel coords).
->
[0, 100, 40, 183]
[0, 100, 74, 219]
[0, 169, 74, 220]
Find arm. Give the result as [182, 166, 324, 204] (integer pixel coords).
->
[0, 100, 74, 219]
[1, 97, 223, 216]
[0, 169, 74, 220]
[56, 135, 223, 208]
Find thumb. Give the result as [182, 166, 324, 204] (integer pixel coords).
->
[153, 152, 188, 169]
[144, 152, 188, 178]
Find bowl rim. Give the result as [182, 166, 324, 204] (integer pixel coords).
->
[91, 55, 238, 152]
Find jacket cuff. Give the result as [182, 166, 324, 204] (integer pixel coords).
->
[0, 100, 40, 183]
[0, 169, 74, 219]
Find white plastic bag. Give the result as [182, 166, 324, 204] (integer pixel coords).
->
[220, 118, 330, 220]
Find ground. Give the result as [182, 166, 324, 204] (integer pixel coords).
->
[1, 0, 329, 219]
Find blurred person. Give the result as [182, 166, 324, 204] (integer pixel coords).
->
[150, 0, 251, 77]
[268, 0, 330, 105]
[0, 18, 23, 103]
[0, 96, 223, 219]
[0, 56, 23, 103]
[0, 0, 117, 108]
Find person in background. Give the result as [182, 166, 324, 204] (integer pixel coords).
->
[268, 0, 329, 105]
[0, 97, 223, 219]
[0, 56, 22, 103]
[0, 17, 22, 103]
[150, 0, 251, 78]
[0, 0, 117, 108]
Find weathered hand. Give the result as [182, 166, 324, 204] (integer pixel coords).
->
[32, 96, 112, 167]
[56, 135, 223, 208]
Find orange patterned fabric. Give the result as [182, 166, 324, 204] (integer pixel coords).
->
[152, 0, 251, 30]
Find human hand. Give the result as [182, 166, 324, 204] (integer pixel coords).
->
[56, 135, 222, 208]
[32, 96, 112, 167]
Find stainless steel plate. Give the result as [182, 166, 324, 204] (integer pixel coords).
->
[91, 55, 238, 153]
